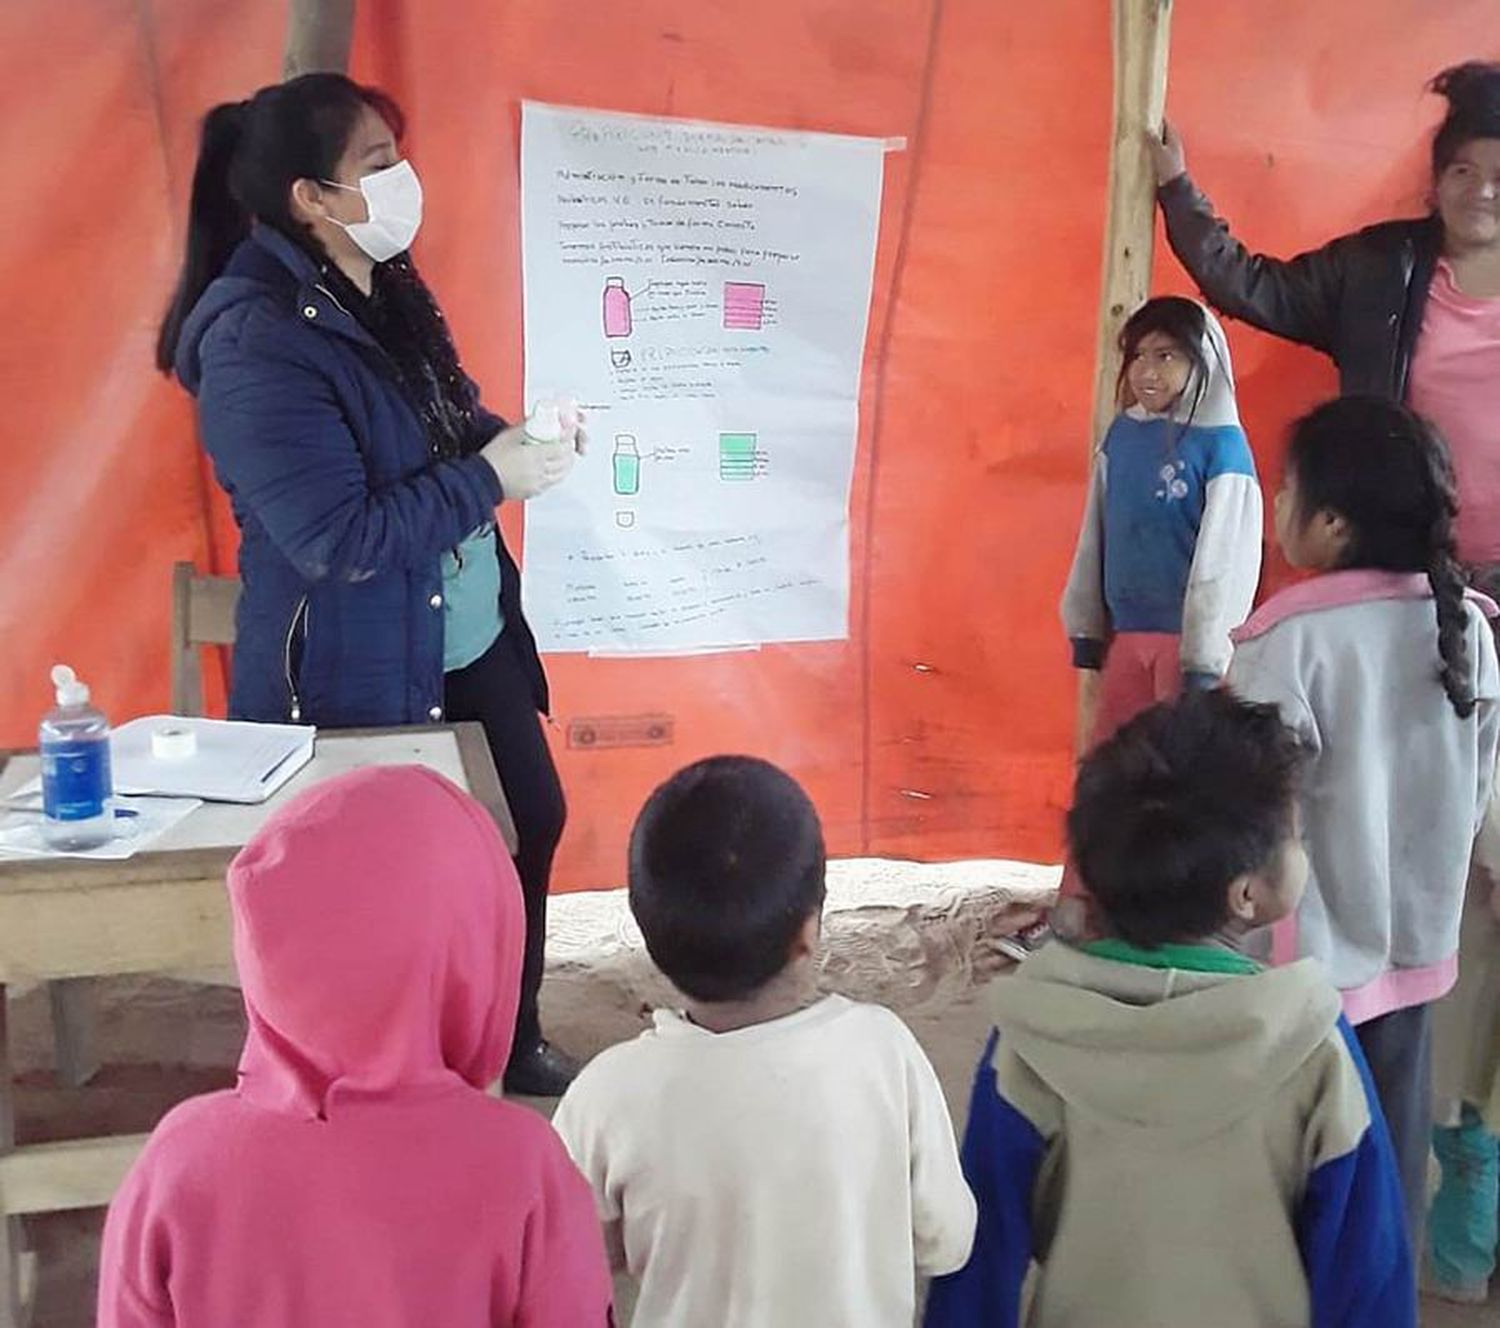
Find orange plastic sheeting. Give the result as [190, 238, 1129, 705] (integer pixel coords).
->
[1, 1, 1494, 890]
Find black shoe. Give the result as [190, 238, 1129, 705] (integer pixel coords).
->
[503, 1040, 582, 1097]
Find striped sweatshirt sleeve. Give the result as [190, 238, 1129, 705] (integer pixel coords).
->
[923, 1032, 1050, 1328]
[1295, 1017, 1416, 1328]
[1060, 453, 1110, 669]
[1181, 427, 1261, 679]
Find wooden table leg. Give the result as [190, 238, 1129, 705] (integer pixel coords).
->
[47, 979, 99, 1089]
[0, 983, 26, 1327]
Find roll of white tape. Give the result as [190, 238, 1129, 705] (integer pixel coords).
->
[151, 726, 198, 761]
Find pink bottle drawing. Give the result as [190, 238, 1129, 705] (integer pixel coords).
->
[603, 277, 633, 338]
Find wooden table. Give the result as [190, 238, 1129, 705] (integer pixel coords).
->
[0, 723, 513, 1325]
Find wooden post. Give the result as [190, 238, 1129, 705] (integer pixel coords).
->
[1090, 0, 1174, 445]
[47, 980, 99, 1088]
[0, 987, 28, 1328]
[283, 0, 355, 79]
[1076, 0, 1173, 758]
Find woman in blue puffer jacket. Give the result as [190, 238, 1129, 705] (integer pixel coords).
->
[158, 73, 582, 1096]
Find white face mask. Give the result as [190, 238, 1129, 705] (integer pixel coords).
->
[321, 159, 423, 262]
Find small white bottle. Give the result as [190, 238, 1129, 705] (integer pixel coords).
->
[524, 395, 580, 444]
[39, 665, 114, 850]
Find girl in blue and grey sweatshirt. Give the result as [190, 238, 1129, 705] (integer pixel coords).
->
[1062, 296, 1262, 745]
[1054, 298, 1262, 941]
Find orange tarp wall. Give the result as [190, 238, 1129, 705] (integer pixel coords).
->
[1, 1, 1494, 888]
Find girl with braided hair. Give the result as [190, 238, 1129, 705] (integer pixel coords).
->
[1227, 395, 1500, 1254]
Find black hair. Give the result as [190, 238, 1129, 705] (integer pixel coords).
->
[1285, 395, 1474, 717]
[1116, 296, 1212, 429]
[1430, 62, 1500, 179]
[157, 75, 485, 460]
[1069, 691, 1307, 949]
[628, 756, 827, 1003]
[158, 75, 405, 372]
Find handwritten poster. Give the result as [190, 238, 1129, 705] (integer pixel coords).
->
[519, 102, 885, 652]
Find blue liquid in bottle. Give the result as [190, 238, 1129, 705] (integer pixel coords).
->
[40, 664, 113, 851]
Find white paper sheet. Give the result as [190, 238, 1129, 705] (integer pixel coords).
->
[0, 795, 203, 861]
[0, 728, 472, 856]
[110, 717, 315, 803]
[520, 103, 885, 653]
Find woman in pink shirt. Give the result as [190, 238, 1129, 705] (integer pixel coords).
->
[1154, 61, 1500, 1302]
[97, 767, 613, 1327]
[1153, 61, 1500, 569]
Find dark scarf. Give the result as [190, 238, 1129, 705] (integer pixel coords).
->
[325, 255, 481, 461]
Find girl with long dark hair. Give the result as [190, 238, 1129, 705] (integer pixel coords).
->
[159, 74, 581, 1096]
[1155, 61, 1500, 569]
[1229, 395, 1500, 1254]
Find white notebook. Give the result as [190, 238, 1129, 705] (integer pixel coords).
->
[109, 717, 317, 804]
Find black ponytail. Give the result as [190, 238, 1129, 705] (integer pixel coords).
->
[156, 102, 250, 371]
[1430, 61, 1500, 179]
[1285, 396, 1475, 718]
[156, 74, 406, 375]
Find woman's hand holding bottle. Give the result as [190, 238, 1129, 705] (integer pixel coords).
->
[479, 397, 589, 501]
[480, 425, 575, 501]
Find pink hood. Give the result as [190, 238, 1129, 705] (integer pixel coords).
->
[98, 766, 615, 1328]
[230, 764, 523, 1116]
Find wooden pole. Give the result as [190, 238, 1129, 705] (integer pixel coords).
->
[1076, 0, 1173, 759]
[283, 0, 356, 79]
[1090, 0, 1174, 444]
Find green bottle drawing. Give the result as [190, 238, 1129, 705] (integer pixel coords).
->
[613, 434, 641, 496]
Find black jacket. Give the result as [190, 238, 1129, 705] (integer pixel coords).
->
[1158, 173, 1443, 400]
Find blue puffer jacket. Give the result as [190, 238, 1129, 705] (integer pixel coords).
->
[176, 226, 548, 726]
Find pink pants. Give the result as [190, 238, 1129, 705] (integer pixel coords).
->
[1056, 632, 1183, 932]
[1092, 631, 1184, 750]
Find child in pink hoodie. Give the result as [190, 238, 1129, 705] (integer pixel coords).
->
[97, 766, 613, 1327]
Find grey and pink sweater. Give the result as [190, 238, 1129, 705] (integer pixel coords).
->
[1228, 569, 1500, 1023]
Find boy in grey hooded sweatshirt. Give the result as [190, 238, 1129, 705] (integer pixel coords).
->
[926, 692, 1414, 1328]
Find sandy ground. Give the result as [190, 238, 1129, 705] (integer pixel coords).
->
[9, 860, 1497, 1326]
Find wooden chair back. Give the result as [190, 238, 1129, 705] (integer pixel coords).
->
[170, 562, 241, 717]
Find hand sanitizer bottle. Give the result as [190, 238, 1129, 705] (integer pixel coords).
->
[39, 665, 113, 850]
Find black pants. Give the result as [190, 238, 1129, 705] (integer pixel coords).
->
[445, 633, 565, 1060]
[1356, 1003, 1434, 1256]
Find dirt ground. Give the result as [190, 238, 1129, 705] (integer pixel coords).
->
[10, 860, 1497, 1326]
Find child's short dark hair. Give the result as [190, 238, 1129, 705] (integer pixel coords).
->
[628, 756, 827, 1002]
[1068, 691, 1306, 948]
